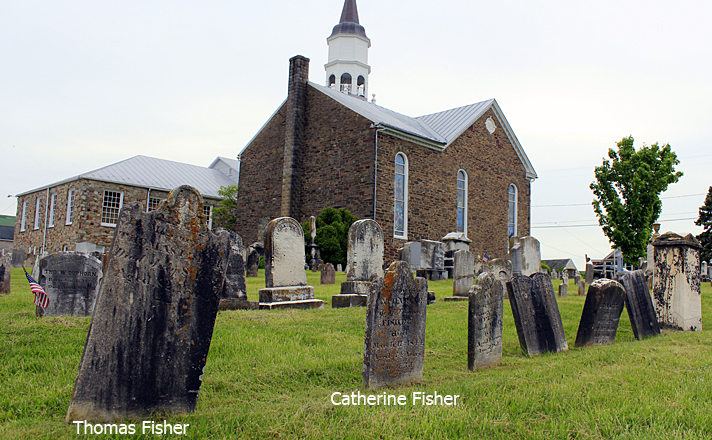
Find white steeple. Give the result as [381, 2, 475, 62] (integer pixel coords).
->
[325, 0, 371, 100]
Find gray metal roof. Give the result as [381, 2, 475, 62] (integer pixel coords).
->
[17, 155, 235, 198]
[309, 82, 537, 179]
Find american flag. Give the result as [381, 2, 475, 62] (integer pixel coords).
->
[24, 268, 49, 309]
[482, 253, 490, 262]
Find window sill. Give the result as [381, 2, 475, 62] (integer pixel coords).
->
[101, 223, 117, 228]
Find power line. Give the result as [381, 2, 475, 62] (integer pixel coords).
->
[554, 222, 606, 254]
[532, 193, 706, 208]
[539, 242, 584, 259]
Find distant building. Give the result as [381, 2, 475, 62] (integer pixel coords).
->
[13, 155, 239, 255]
[0, 215, 15, 253]
[235, 0, 537, 261]
[543, 259, 579, 278]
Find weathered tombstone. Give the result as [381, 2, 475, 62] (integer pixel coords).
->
[66, 185, 231, 422]
[450, 249, 474, 298]
[484, 258, 511, 299]
[467, 272, 503, 370]
[617, 270, 661, 340]
[0, 253, 10, 294]
[11, 248, 26, 268]
[551, 269, 558, 280]
[574, 279, 626, 347]
[562, 274, 569, 285]
[585, 263, 594, 284]
[510, 241, 522, 276]
[259, 217, 322, 309]
[321, 262, 336, 284]
[245, 242, 264, 277]
[506, 273, 568, 356]
[558, 283, 567, 297]
[363, 261, 426, 389]
[36, 252, 103, 317]
[577, 280, 585, 296]
[216, 229, 255, 310]
[574, 274, 581, 286]
[442, 232, 472, 279]
[337, 263, 342, 272]
[334, 219, 384, 308]
[652, 232, 702, 331]
[306, 216, 322, 271]
[519, 236, 541, 277]
[702, 261, 708, 278]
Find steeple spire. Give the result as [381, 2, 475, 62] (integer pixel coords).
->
[329, 0, 368, 39]
[339, 0, 360, 25]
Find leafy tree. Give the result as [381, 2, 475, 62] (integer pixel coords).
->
[212, 185, 239, 231]
[302, 207, 358, 268]
[695, 186, 712, 263]
[590, 136, 682, 266]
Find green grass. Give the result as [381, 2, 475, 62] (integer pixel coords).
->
[1, 268, 712, 439]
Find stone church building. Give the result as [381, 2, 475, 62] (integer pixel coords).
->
[235, 0, 537, 261]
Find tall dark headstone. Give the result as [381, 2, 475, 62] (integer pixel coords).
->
[11, 248, 26, 268]
[0, 253, 10, 294]
[245, 242, 264, 277]
[506, 273, 568, 356]
[66, 186, 231, 422]
[468, 272, 503, 370]
[216, 229, 254, 310]
[321, 262, 336, 285]
[574, 279, 626, 348]
[363, 261, 426, 389]
[37, 252, 103, 317]
[617, 270, 661, 340]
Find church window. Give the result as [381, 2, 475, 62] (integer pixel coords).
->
[101, 190, 123, 227]
[457, 170, 467, 234]
[357, 75, 365, 96]
[66, 189, 75, 225]
[48, 194, 56, 227]
[203, 205, 213, 230]
[33, 196, 42, 230]
[508, 184, 517, 238]
[394, 153, 408, 238]
[20, 200, 27, 232]
[340, 73, 352, 94]
[328, 74, 336, 89]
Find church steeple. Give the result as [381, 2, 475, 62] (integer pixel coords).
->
[325, 0, 371, 99]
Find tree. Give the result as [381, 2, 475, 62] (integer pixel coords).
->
[590, 136, 682, 266]
[695, 186, 712, 263]
[211, 185, 239, 231]
[302, 207, 359, 268]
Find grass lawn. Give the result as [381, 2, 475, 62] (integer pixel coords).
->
[1, 267, 711, 439]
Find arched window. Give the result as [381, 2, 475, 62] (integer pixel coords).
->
[457, 170, 467, 234]
[328, 74, 336, 88]
[508, 184, 517, 238]
[357, 75, 365, 96]
[394, 153, 408, 238]
[340, 73, 352, 94]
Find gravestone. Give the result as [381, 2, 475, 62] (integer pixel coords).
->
[551, 269, 558, 280]
[574, 275, 581, 286]
[702, 261, 708, 279]
[442, 232, 472, 279]
[337, 263, 342, 272]
[577, 280, 585, 296]
[585, 263, 594, 284]
[306, 216, 322, 271]
[562, 274, 569, 285]
[449, 249, 474, 299]
[334, 219, 384, 308]
[468, 272, 503, 370]
[321, 262, 336, 285]
[259, 217, 322, 309]
[363, 261, 426, 389]
[217, 229, 254, 310]
[574, 279, 626, 347]
[36, 252, 103, 317]
[617, 270, 661, 340]
[652, 232, 702, 331]
[510, 241, 522, 276]
[506, 273, 568, 356]
[519, 236, 541, 276]
[11, 248, 25, 268]
[247, 243, 264, 277]
[558, 283, 567, 297]
[66, 186, 231, 422]
[484, 258, 511, 299]
[0, 253, 10, 294]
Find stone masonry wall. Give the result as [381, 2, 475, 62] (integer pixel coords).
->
[14, 180, 219, 254]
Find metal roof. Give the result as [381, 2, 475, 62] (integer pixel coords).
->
[209, 156, 240, 171]
[309, 82, 537, 179]
[17, 155, 236, 198]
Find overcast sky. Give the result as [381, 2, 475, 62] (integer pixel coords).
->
[2, 0, 710, 269]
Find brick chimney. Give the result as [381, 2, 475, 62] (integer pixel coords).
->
[280, 55, 310, 218]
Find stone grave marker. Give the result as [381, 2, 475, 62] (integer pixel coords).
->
[259, 217, 322, 309]
[217, 229, 256, 310]
[363, 261, 426, 389]
[617, 270, 660, 340]
[652, 232, 702, 331]
[574, 274, 581, 286]
[36, 252, 103, 317]
[574, 279, 626, 347]
[337, 263, 342, 272]
[506, 273, 568, 356]
[445, 249, 474, 301]
[0, 253, 10, 294]
[468, 272, 503, 370]
[519, 236, 541, 276]
[585, 263, 594, 284]
[321, 262, 336, 284]
[484, 258, 511, 299]
[245, 242, 264, 277]
[11, 248, 25, 268]
[334, 219, 383, 308]
[558, 283, 567, 297]
[577, 279, 585, 296]
[66, 185, 231, 422]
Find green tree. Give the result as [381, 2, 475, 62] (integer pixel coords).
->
[211, 185, 239, 231]
[590, 136, 682, 266]
[302, 207, 359, 268]
[695, 186, 712, 263]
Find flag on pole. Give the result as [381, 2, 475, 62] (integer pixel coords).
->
[482, 253, 490, 262]
[23, 267, 49, 309]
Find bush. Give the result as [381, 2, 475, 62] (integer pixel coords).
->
[302, 207, 358, 268]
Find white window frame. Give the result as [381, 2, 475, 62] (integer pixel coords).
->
[101, 190, 124, 227]
[394, 152, 408, 239]
[65, 189, 75, 225]
[203, 205, 213, 230]
[457, 170, 468, 236]
[147, 196, 164, 212]
[20, 201, 27, 232]
[33, 197, 42, 230]
[508, 184, 518, 239]
[48, 193, 56, 227]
